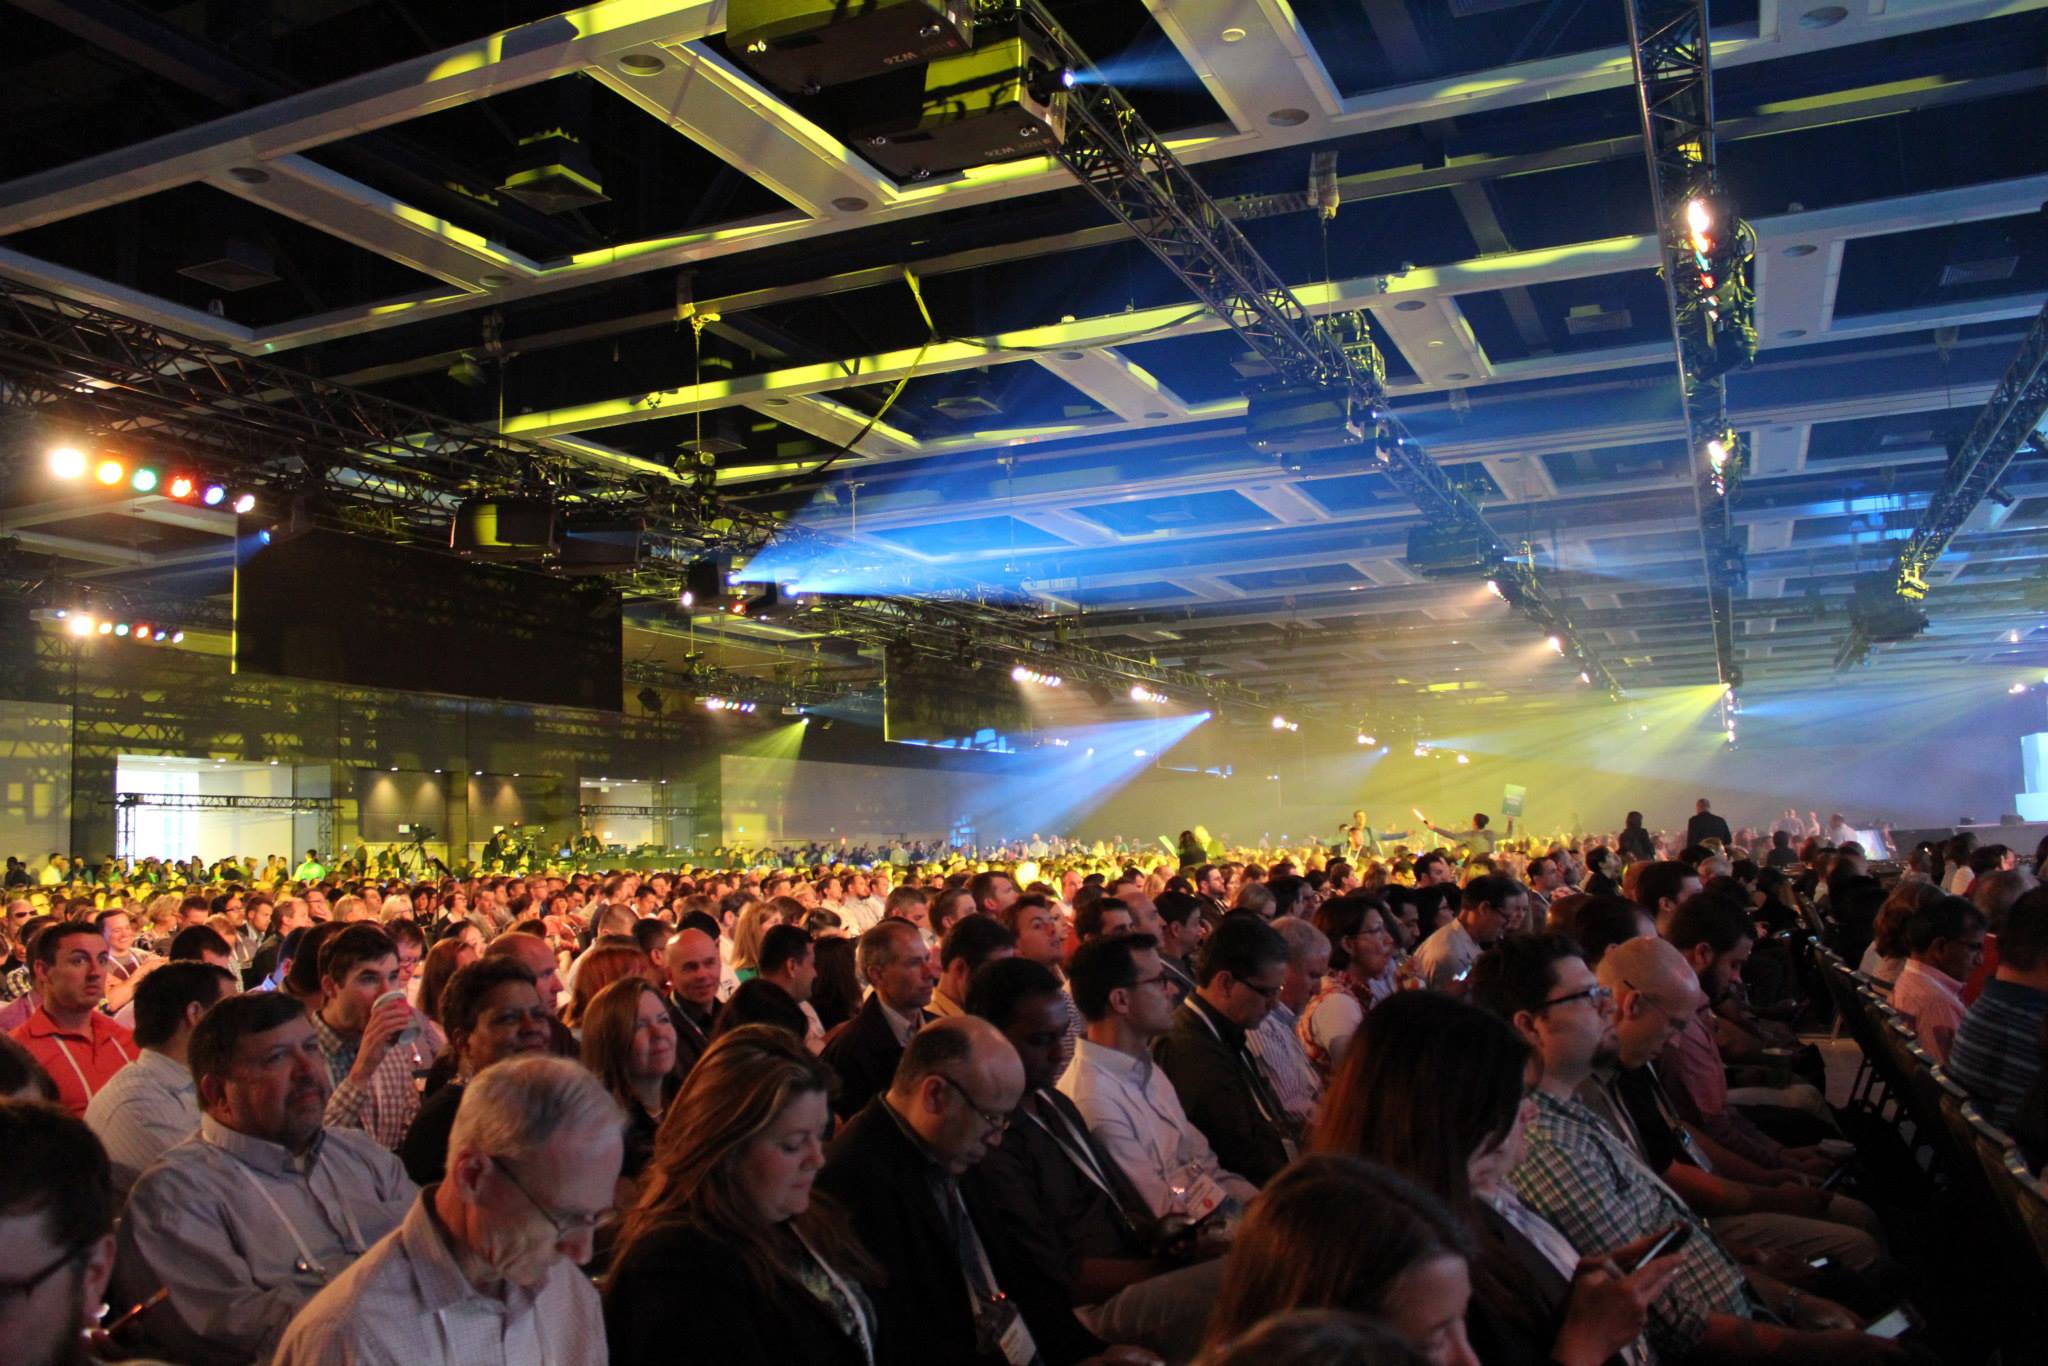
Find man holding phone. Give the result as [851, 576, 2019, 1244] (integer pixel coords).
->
[308, 923, 421, 1149]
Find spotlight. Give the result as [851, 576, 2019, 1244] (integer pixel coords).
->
[113, 622, 130, 637]
[1012, 666, 1029, 683]
[1129, 685, 1168, 705]
[1579, 671, 1591, 684]
[130, 467, 160, 494]
[170, 630, 184, 643]
[201, 483, 227, 506]
[1414, 743, 1430, 758]
[1356, 732, 1376, 746]
[2012, 682, 2029, 695]
[132, 623, 151, 642]
[2009, 630, 2022, 644]
[96, 621, 113, 636]
[1270, 715, 1298, 732]
[65, 614, 93, 637]
[95, 459, 126, 486]
[152, 629, 168, 642]
[1060, 67, 1077, 89]
[1546, 636, 1564, 655]
[1456, 753, 1470, 765]
[232, 492, 256, 515]
[167, 475, 195, 500]
[1487, 579, 1506, 601]
[48, 446, 87, 480]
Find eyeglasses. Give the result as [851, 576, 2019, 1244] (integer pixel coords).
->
[937, 1074, 1013, 1133]
[0, 1243, 83, 1307]
[1127, 972, 1178, 993]
[1540, 984, 1613, 1011]
[490, 1156, 613, 1238]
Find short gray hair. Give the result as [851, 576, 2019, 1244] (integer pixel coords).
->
[1269, 916, 1329, 967]
[447, 1055, 621, 1174]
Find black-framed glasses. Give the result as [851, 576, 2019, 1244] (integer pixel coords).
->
[1128, 972, 1178, 993]
[937, 1074, 1013, 1133]
[0, 1242, 84, 1307]
[490, 1156, 613, 1238]
[1540, 984, 1613, 1011]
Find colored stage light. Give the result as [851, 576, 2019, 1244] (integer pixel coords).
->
[131, 467, 160, 493]
[168, 475, 195, 499]
[201, 483, 227, 506]
[49, 446, 87, 479]
[95, 459, 126, 486]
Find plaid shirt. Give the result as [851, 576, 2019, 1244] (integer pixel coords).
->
[310, 1010, 420, 1150]
[1508, 1086, 1749, 1358]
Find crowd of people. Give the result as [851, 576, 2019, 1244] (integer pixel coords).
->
[2, 796, 2042, 1365]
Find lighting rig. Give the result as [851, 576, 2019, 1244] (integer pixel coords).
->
[44, 444, 257, 512]
[1836, 298, 2048, 669]
[1624, 0, 1757, 689]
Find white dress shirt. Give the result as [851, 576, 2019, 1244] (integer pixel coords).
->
[273, 1190, 606, 1366]
[1057, 1037, 1257, 1221]
[114, 1115, 416, 1365]
[84, 1047, 199, 1196]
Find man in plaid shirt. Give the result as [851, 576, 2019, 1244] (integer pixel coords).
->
[1471, 935, 1899, 1364]
[308, 923, 421, 1149]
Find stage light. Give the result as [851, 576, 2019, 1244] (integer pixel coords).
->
[1546, 635, 1564, 655]
[1414, 743, 1430, 757]
[95, 459, 126, 486]
[201, 483, 227, 506]
[152, 629, 168, 641]
[1356, 732, 1376, 746]
[2012, 682, 2029, 695]
[1012, 666, 1029, 683]
[258, 530, 272, 545]
[1270, 715, 1298, 732]
[167, 475, 195, 500]
[133, 623, 151, 642]
[232, 492, 256, 514]
[1685, 197, 1713, 250]
[1579, 671, 1592, 684]
[1487, 578, 1506, 601]
[130, 467, 159, 494]
[113, 623, 130, 637]
[2008, 629, 2022, 643]
[65, 614, 93, 637]
[96, 621, 113, 636]
[171, 630, 184, 643]
[48, 446, 87, 480]
[1129, 685, 1168, 705]
[1456, 753, 1470, 765]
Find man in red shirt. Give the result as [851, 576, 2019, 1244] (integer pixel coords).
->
[9, 921, 133, 1116]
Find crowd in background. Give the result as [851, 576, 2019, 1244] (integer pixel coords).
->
[3, 794, 2043, 1365]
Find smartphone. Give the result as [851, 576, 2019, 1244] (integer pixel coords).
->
[1865, 1308, 1914, 1339]
[1806, 1255, 1834, 1271]
[1453, 965, 1473, 983]
[1629, 1222, 1692, 1271]
[1820, 1165, 1849, 1192]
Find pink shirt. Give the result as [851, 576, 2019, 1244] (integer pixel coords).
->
[1892, 958, 1967, 1063]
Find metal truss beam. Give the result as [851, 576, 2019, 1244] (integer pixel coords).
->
[1625, 0, 1749, 688]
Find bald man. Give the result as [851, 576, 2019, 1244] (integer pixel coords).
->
[662, 928, 720, 1075]
[817, 1017, 1159, 1366]
[482, 931, 575, 1058]
[1587, 938, 1887, 1278]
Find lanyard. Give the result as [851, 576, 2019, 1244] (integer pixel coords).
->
[50, 1028, 131, 1104]
[794, 1227, 876, 1366]
[1185, 1001, 1287, 1131]
[220, 1144, 368, 1279]
[1025, 1092, 1120, 1204]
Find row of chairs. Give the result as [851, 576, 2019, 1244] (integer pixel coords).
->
[1815, 942, 2048, 1311]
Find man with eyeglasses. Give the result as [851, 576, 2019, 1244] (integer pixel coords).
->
[113, 991, 414, 1365]
[1059, 934, 1257, 1227]
[275, 1056, 620, 1366]
[1470, 936, 1894, 1366]
[819, 1016, 1159, 1366]
[1151, 913, 1299, 1187]
[0, 1106, 152, 1366]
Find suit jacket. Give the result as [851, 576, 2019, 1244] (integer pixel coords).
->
[604, 1220, 869, 1366]
[665, 992, 715, 1077]
[1466, 1204, 1576, 1366]
[1150, 995, 1293, 1186]
[820, 995, 916, 1120]
[818, 1098, 1106, 1366]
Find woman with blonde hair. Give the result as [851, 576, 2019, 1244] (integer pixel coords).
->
[604, 1025, 878, 1365]
[729, 897, 783, 983]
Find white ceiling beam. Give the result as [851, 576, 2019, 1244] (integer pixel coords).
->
[1746, 519, 1796, 553]
[588, 43, 891, 219]
[70, 543, 237, 578]
[745, 394, 923, 459]
[201, 156, 541, 291]
[1481, 453, 1560, 502]
[1140, 0, 1344, 134]
[1032, 350, 1189, 422]
[1236, 482, 1335, 525]
[1745, 424, 1810, 479]
[1008, 510, 1121, 546]
[1369, 296, 1492, 387]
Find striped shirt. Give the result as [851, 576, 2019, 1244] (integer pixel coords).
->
[1948, 978, 2048, 1132]
[1508, 1086, 1749, 1358]
[1246, 1000, 1322, 1129]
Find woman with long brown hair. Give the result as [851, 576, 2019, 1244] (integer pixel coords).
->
[1312, 991, 1675, 1366]
[579, 976, 677, 1201]
[1201, 1154, 1478, 1365]
[562, 939, 653, 1031]
[604, 1024, 879, 1366]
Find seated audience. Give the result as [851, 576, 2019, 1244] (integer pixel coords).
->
[9, 920, 134, 1117]
[85, 960, 235, 1196]
[1890, 896, 1985, 1063]
[820, 918, 934, 1119]
[756, 922, 826, 1049]
[1199, 1155, 1478, 1364]
[274, 1057, 621, 1366]
[580, 975, 677, 1194]
[817, 1016, 1140, 1366]
[811, 933, 863, 1032]
[1060, 933, 1256, 1222]
[1195, 1310, 1426, 1366]
[605, 1025, 879, 1366]
[1153, 914, 1299, 1185]
[115, 991, 415, 1364]
[1950, 883, 2048, 1131]
[931, 914, 1019, 1018]
[1248, 916, 1326, 1130]
[1469, 935, 1890, 1364]
[1315, 989, 1675, 1366]
[563, 941, 653, 1031]
[0, 1028, 57, 1100]
[1412, 875, 1521, 991]
[660, 925, 720, 1073]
